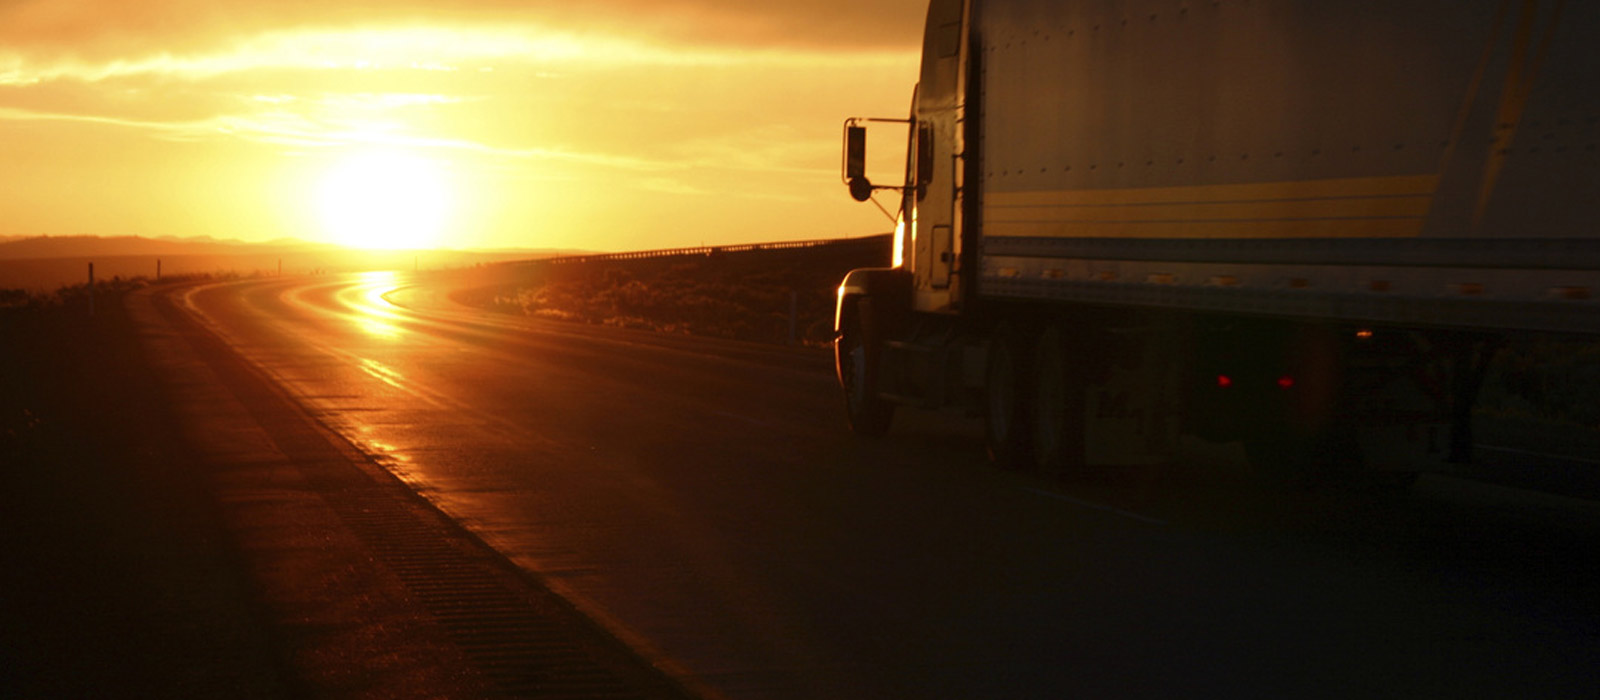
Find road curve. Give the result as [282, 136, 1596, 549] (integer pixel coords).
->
[170, 272, 1600, 699]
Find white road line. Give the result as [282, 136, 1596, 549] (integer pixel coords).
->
[1019, 487, 1169, 526]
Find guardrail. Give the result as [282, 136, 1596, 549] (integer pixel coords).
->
[528, 234, 891, 266]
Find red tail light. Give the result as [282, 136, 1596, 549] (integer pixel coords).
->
[1216, 374, 1233, 388]
[1276, 375, 1295, 389]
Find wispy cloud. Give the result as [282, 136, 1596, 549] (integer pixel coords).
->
[0, 101, 691, 177]
[0, 21, 913, 173]
[0, 1, 926, 57]
[1, 22, 916, 88]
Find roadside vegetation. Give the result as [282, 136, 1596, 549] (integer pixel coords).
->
[1, 273, 223, 310]
[1475, 338, 1600, 462]
[1481, 339, 1600, 429]
[451, 236, 892, 347]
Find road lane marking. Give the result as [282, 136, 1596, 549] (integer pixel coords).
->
[1019, 486, 1168, 526]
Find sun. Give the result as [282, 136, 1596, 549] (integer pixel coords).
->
[317, 149, 452, 249]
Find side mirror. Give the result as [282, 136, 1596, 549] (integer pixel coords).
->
[845, 124, 873, 202]
[846, 125, 867, 181]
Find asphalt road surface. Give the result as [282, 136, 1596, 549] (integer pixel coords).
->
[167, 272, 1600, 699]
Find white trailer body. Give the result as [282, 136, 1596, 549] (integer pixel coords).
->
[836, 0, 1600, 478]
[975, 0, 1599, 333]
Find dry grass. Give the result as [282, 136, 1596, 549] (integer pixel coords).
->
[454, 237, 892, 347]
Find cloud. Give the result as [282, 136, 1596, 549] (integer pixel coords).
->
[0, 16, 917, 175]
[0, 1, 927, 64]
[673, 124, 839, 175]
[0, 96, 673, 164]
[1, 22, 916, 95]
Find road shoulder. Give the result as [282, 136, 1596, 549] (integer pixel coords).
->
[132, 282, 693, 698]
[0, 286, 289, 697]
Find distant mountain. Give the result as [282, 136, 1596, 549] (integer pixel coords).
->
[0, 235, 332, 260]
[0, 234, 601, 292]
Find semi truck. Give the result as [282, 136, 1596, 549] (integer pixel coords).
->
[834, 0, 1599, 481]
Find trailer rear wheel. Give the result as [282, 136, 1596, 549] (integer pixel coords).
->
[838, 298, 894, 436]
[986, 324, 1033, 469]
[1032, 326, 1086, 476]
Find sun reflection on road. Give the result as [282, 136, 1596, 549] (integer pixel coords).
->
[350, 271, 406, 339]
[358, 357, 410, 391]
[356, 315, 403, 339]
[357, 316, 403, 339]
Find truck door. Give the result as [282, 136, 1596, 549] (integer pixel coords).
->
[910, 0, 966, 313]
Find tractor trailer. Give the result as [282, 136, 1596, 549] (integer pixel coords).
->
[835, 0, 1600, 480]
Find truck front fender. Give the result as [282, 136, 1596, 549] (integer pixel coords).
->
[834, 268, 912, 335]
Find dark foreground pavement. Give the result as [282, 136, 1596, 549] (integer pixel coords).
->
[1, 285, 289, 697]
[0, 282, 692, 699]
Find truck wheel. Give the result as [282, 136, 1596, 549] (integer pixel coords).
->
[1032, 326, 1086, 477]
[986, 324, 1033, 469]
[838, 298, 894, 436]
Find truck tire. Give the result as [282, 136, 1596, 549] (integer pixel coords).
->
[838, 298, 894, 436]
[985, 324, 1033, 469]
[1032, 326, 1086, 476]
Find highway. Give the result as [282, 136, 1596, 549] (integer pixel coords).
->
[167, 272, 1600, 699]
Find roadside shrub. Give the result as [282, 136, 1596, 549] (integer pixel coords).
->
[1480, 339, 1600, 428]
[458, 237, 890, 346]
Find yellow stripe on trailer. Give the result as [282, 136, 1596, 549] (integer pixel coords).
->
[985, 174, 1439, 239]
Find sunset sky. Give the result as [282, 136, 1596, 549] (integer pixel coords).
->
[0, 1, 923, 251]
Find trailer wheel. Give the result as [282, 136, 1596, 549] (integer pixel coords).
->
[1032, 326, 1086, 476]
[986, 324, 1033, 469]
[837, 298, 894, 436]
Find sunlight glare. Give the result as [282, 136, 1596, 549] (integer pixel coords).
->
[318, 150, 452, 249]
[348, 270, 405, 339]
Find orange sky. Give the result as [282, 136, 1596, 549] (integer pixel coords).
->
[0, 1, 922, 251]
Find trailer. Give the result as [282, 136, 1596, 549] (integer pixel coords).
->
[835, 0, 1600, 481]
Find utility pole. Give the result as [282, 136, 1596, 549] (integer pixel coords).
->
[87, 262, 95, 317]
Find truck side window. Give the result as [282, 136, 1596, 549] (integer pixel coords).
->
[916, 124, 934, 200]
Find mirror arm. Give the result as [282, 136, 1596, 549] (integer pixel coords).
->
[842, 116, 914, 207]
